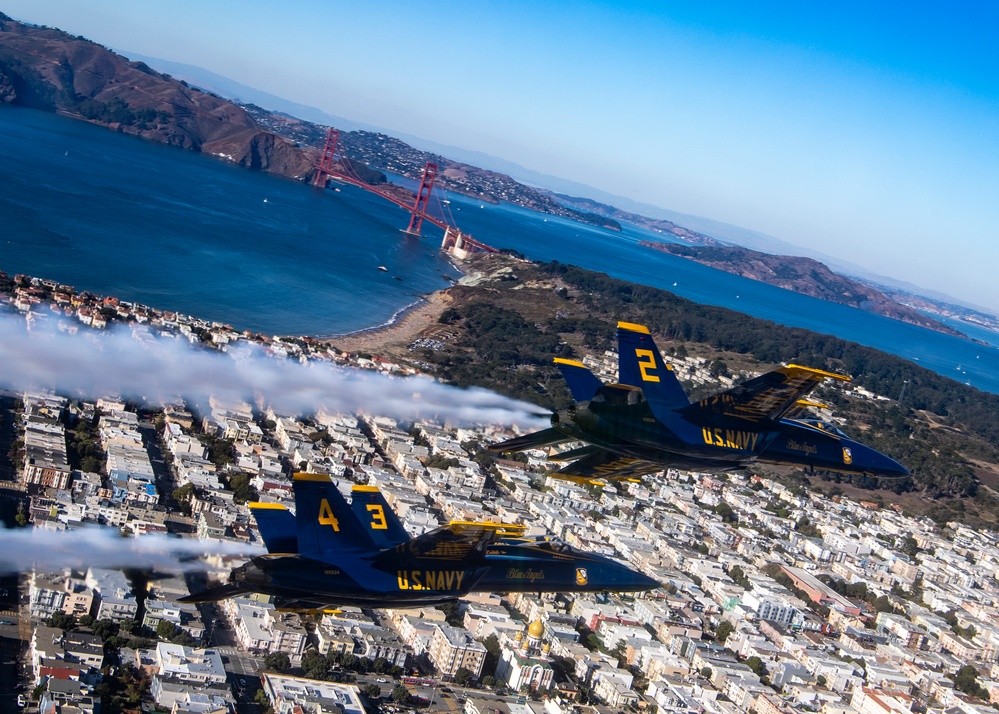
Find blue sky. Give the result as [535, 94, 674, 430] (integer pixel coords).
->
[6, 1, 999, 312]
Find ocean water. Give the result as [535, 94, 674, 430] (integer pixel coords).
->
[3, 106, 999, 395]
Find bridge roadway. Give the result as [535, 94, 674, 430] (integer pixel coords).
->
[324, 171, 448, 233]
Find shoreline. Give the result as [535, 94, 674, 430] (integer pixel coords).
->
[322, 289, 455, 355]
[322, 297, 428, 340]
[320, 254, 465, 355]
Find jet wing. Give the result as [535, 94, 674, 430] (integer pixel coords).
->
[682, 364, 849, 425]
[374, 521, 526, 565]
[551, 448, 663, 483]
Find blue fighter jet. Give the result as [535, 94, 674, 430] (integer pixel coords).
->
[181, 473, 658, 610]
[489, 321, 908, 483]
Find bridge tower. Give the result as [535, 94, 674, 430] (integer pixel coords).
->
[403, 162, 439, 236]
[313, 128, 341, 188]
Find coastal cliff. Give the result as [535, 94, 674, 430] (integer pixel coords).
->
[640, 241, 964, 337]
[0, 14, 313, 178]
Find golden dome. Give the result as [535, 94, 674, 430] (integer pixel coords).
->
[528, 619, 545, 639]
[514, 630, 524, 642]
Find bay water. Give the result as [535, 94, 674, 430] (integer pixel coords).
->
[2, 106, 998, 395]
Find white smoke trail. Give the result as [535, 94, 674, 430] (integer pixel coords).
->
[0, 313, 548, 428]
[0, 524, 265, 575]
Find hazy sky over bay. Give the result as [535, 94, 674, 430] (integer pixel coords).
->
[5, 1, 998, 311]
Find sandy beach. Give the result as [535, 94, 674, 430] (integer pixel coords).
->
[324, 290, 454, 355]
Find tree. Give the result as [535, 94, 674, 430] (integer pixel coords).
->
[302, 650, 329, 680]
[700, 667, 712, 679]
[93, 619, 121, 642]
[228, 472, 258, 504]
[454, 667, 474, 686]
[363, 684, 382, 699]
[715, 620, 734, 644]
[156, 620, 178, 640]
[482, 675, 496, 688]
[745, 656, 767, 677]
[953, 664, 987, 699]
[391, 685, 411, 704]
[715, 501, 738, 523]
[45, 612, 77, 630]
[264, 652, 291, 672]
[14, 512, 28, 527]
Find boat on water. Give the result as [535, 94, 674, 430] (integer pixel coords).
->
[377, 266, 388, 272]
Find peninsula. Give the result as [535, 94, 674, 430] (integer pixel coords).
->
[639, 240, 964, 337]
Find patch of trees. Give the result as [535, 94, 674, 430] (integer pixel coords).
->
[172, 482, 199, 515]
[819, 575, 901, 616]
[715, 620, 734, 644]
[227, 472, 258, 504]
[74, 97, 170, 130]
[264, 652, 291, 672]
[66, 418, 104, 474]
[94, 663, 151, 712]
[293, 649, 402, 682]
[943, 610, 978, 640]
[155, 619, 196, 647]
[953, 664, 987, 699]
[199, 434, 236, 469]
[423, 301, 574, 408]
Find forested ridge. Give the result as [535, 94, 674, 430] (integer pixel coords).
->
[409, 256, 999, 524]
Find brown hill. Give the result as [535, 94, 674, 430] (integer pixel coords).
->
[640, 240, 965, 337]
[0, 14, 313, 177]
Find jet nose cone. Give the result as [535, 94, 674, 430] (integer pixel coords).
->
[847, 442, 909, 478]
[604, 562, 660, 593]
[633, 572, 661, 592]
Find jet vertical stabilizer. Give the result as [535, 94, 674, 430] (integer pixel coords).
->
[554, 358, 604, 402]
[292, 473, 375, 557]
[350, 485, 410, 548]
[249, 502, 297, 554]
[617, 322, 689, 415]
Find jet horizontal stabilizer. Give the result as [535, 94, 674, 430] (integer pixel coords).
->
[488, 427, 572, 453]
[553, 448, 663, 482]
[547, 445, 603, 462]
[554, 357, 604, 402]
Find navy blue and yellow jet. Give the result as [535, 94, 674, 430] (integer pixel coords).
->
[181, 473, 658, 610]
[489, 321, 908, 483]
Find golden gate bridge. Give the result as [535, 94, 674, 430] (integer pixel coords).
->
[312, 128, 497, 256]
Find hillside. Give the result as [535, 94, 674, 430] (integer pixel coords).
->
[639, 241, 964, 337]
[0, 15, 314, 178]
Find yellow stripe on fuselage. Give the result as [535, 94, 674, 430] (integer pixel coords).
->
[553, 357, 587, 368]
